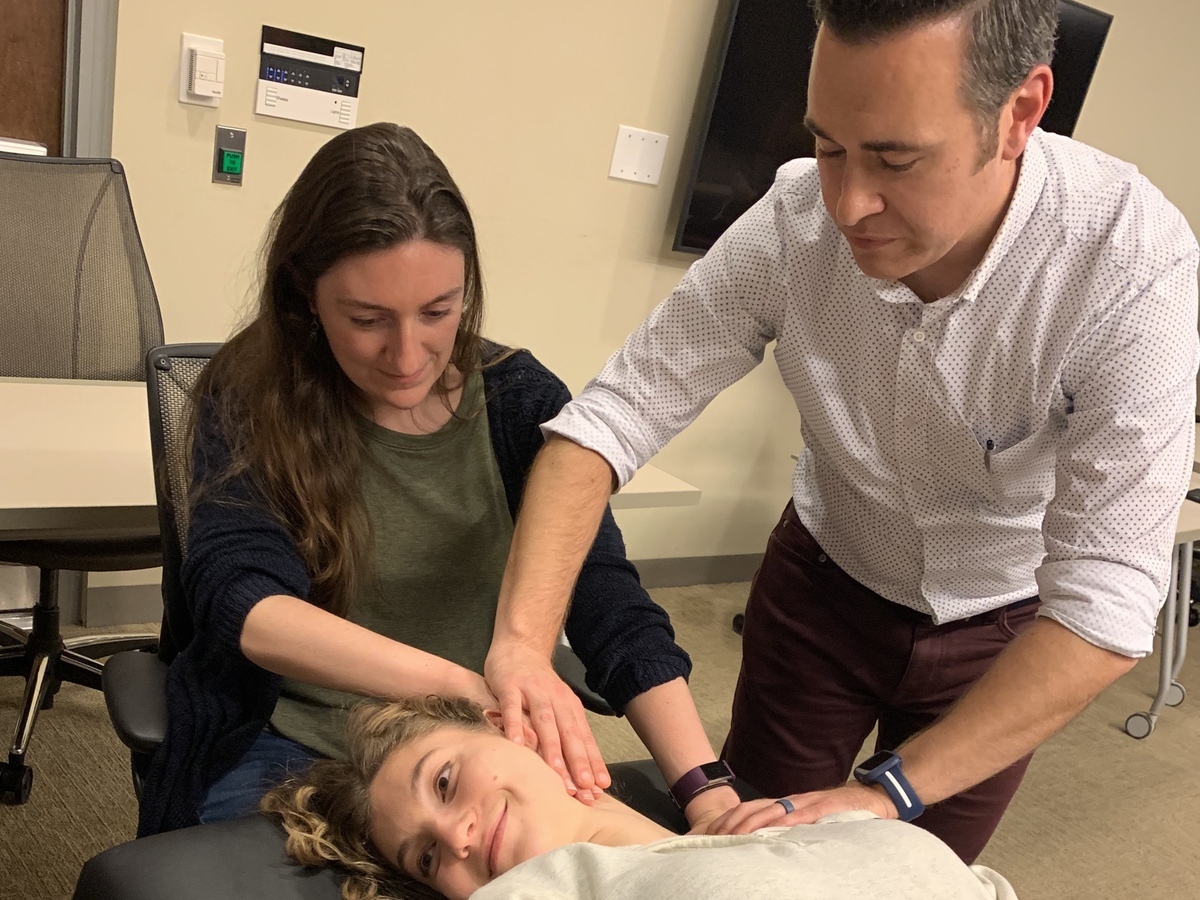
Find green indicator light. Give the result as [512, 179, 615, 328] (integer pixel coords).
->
[220, 149, 243, 175]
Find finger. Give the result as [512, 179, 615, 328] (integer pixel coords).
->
[728, 803, 793, 835]
[522, 720, 540, 752]
[496, 687, 528, 747]
[528, 694, 575, 791]
[552, 700, 602, 799]
[708, 799, 778, 835]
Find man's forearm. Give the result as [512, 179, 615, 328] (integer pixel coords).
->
[492, 435, 617, 657]
[899, 617, 1136, 806]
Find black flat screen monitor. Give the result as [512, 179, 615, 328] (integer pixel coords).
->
[674, 0, 1113, 254]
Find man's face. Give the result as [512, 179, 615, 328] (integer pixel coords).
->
[806, 19, 1011, 292]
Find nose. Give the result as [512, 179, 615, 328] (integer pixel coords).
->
[383, 319, 425, 376]
[835, 164, 885, 228]
[439, 805, 478, 861]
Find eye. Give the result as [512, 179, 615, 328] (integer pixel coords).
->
[435, 763, 451, 799]
[418, 843, 436, 877]
[422, 308, 453, 321]
[815, 146, 845, 161]
[880, 158, 918, 173]
[349, 317, 381, 327]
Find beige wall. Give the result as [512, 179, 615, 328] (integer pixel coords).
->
[107, 0, 1198, 568]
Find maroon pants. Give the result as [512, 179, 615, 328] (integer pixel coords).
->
[722, 502, 1040, 864]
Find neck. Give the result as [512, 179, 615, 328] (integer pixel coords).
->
[901, 155, 1020, 303]
[579, 793, 675, 848]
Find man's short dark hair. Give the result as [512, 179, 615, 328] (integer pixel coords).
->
[811, 0, 1058, 156]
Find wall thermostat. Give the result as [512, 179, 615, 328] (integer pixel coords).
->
[255, 25, 365, 130]
[213, 126, 246, 185]
[179, 33, 225, 108]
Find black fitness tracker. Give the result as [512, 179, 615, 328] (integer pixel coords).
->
[853, 750, 925, 822]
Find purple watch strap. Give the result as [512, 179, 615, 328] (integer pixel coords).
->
[669, 761, 735, 810]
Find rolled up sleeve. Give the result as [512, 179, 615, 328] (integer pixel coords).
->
[1038, 251, 1199, 657]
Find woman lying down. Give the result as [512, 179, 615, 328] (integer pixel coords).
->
[262, 697, 1017, 900]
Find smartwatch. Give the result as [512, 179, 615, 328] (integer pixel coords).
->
[669, 760, 735, 811]
[852, 751, 925, 822]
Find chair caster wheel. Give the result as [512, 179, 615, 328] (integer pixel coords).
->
[0, 762, 33, 804]
[1166, 682, 1186, 707]
[731, 613, 745, 635]
[1124, 712, 1155, 739]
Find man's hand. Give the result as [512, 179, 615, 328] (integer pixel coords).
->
[704, 783, 895, 835]
[485, 642, 611, 803]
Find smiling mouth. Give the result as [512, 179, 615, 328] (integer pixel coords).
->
[486, 801, 507, 878]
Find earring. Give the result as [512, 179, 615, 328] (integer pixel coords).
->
[308, 315, 321, 341]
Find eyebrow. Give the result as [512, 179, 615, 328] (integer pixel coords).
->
[803, 117, 928, 155]
[394, 748, 438, 875]
[337, 287, 463, 312]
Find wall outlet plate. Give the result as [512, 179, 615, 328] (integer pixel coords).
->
[609, 125, 669, 185]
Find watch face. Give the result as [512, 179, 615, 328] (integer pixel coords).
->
[700, 761, 734, 780]
[859, 751, 895, 772]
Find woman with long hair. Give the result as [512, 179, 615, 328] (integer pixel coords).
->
[137, 123, 730, 838]
[263, 696, 1018, 900]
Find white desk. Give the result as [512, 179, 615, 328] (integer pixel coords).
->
[0, 379, 156, 541]
[612, 465, 701, 510]
[0, 379, 700, 540]
[1124, 471, 1200, 738]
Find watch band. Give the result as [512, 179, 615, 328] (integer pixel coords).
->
[853, 751, 925, 822]
[669, 760, 735, 810]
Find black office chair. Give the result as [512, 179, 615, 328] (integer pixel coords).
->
[0, 153, 165, 804]
[82, 343, 756, 900]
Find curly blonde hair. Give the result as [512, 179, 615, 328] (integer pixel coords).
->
[260, 697, 493, 900]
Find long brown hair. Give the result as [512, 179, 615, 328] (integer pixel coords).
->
[191, 123, 486, 615]
[261, 697, 493, 900]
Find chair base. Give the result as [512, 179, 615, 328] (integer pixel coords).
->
[0, 577, 156, 805]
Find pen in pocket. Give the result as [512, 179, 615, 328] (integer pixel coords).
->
[984, 439, 994, 472]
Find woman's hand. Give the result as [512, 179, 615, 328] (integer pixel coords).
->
[684, 785, 741, 834]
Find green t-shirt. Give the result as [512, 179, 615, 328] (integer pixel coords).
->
[270, 373, 513, 758]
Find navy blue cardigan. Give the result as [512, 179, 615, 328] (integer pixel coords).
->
[137, 347, 691, 836]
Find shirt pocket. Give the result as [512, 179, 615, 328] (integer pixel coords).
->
[979, 428, 1057, 516]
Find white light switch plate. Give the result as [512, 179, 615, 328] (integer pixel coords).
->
[609, 125, 669, 185]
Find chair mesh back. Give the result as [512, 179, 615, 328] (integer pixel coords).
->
[152, 356, 210, 560]
[0, 155, 163, 380]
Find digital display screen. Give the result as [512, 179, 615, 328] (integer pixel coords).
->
[219, 149, 243, 175]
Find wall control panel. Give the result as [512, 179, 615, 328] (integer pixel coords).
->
[255, 26, 365, 130]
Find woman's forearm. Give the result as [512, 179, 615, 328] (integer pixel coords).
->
[241, 594, 493, 706]
[624, 677, 739, 825]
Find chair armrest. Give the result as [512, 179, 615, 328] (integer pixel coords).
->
[73, 815, 342, 900]
[552, 645, 615, 716]
[102, 650, 168, 755]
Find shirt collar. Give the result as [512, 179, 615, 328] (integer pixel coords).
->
[955, 130, 1048, 304]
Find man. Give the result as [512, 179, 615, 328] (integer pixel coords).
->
[484, 0, 1199, 862]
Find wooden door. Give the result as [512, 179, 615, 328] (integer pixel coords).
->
[0, 0, 69, 155]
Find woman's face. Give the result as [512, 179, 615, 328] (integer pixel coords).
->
[368, 725, 588, 900]
[312, 239, 465, 431]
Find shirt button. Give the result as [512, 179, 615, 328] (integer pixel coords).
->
[912, 330, 926, 343]
[818, 553, 828, 563]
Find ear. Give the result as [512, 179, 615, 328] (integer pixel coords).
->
[1000, 63, 1053, 161]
